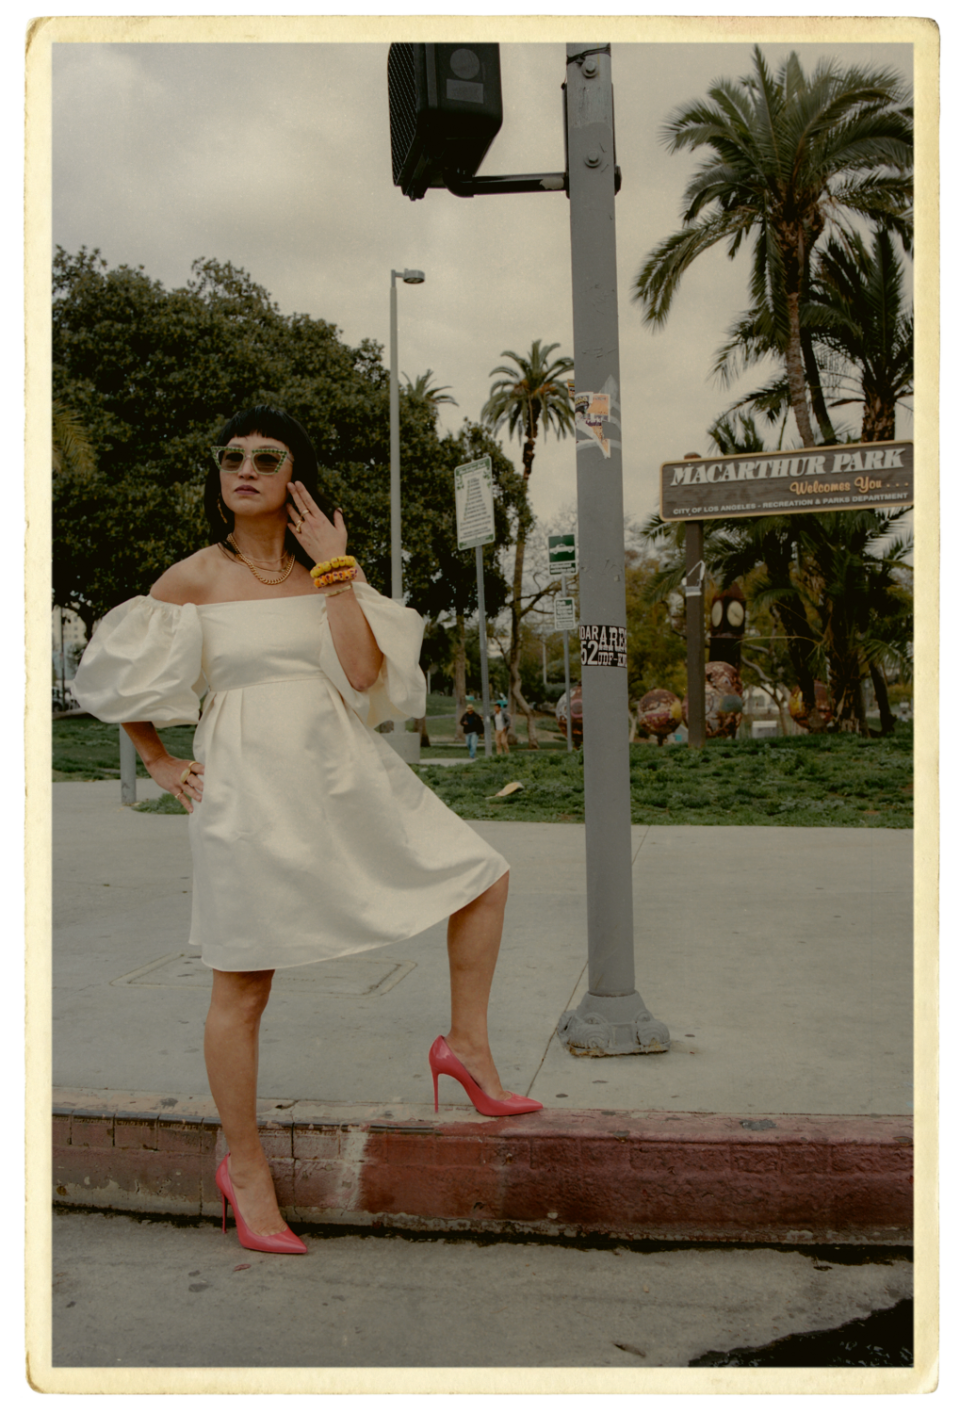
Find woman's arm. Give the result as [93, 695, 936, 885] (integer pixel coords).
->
[286, 483, 384, 692]
[122, 721, 204, 812]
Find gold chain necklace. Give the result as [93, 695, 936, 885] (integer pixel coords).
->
[225, 534, 296, 586]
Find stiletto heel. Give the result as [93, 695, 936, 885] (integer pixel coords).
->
[215, 1154, 307, 1255]
[429, 1036, 543, 1118]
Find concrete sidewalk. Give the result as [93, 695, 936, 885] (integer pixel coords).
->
[51, 780, 914, 1244]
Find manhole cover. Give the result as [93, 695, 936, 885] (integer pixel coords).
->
[111, 952, 416, 997]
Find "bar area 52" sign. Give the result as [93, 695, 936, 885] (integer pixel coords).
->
[660, 441, 913, 521]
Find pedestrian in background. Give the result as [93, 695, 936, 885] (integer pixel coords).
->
[459, 699, 484, 760]
[493, 699, 510, 755]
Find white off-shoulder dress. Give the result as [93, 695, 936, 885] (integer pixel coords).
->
[73, 584, 508, 971]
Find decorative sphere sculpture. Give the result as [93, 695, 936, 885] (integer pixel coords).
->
[682, 661, 744, 739]
[636, 689, 683, 744]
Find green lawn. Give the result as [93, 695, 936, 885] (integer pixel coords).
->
[54, 716, 913, 828]
[416, 730, 913, 827]
[52, 719, 198, 781]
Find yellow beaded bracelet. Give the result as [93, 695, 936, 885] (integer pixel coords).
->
[310, 554, 357, 579]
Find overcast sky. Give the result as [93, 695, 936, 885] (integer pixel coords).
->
[50, 27, 915, 538]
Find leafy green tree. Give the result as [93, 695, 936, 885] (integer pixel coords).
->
[624, 548, 688, 702]
[52, 250, 520, 656]
[482, 339, 574, 743]
[633, 46, 912, 447]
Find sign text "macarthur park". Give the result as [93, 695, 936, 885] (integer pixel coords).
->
[660, 441, 913, 522]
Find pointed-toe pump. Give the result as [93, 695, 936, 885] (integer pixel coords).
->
[215, 1155, 307, 1255]
[429, 1035, 543, 1118]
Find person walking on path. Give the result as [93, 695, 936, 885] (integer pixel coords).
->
[459, 700, 484, 759]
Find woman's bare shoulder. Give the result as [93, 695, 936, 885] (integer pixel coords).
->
[150, 547, 224, 605]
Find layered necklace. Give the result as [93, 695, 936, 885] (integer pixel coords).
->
[224, 533, 296, 586]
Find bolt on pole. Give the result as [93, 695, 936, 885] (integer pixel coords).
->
[557, 44, 669, 1056]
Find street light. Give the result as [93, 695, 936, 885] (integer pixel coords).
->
[389, 267, 425, 602]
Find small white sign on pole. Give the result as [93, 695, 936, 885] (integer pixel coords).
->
[454, 455, 495, 551]
[554, 596, 577, 632]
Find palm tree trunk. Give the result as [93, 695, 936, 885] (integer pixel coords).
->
[785, 290, 817, 448]
[801, 327, 837, 444]
[869, 661, 897, 735]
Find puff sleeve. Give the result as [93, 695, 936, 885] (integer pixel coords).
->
[318, 580, 427, 729]
[72, 595, 206, 726]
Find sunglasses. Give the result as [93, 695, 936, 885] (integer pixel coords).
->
[212, 445, 289, 475]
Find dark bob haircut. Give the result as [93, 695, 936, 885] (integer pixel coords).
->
[203, 405, 336, 568]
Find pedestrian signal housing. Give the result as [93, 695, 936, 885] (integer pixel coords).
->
[388, 43, 503, 201]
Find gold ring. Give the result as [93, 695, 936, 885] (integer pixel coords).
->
[190, 761, 201, 771]
[175, 791, 185, 802]
[180, 767, 191, 784]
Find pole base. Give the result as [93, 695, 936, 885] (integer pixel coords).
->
[558, 991, 670, 1056]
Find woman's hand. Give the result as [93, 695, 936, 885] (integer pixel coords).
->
[147, 754, 205, 813]
[286, 482, 348, 567]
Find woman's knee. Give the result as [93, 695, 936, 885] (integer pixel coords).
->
[209, 968, 275, 1024]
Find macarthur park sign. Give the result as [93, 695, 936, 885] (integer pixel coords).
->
[660, 441, 913, 522]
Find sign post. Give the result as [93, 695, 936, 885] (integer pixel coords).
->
[455, 455, 496, 758]
[556, 45, 669, 1057]
[550, 534, 578, 754]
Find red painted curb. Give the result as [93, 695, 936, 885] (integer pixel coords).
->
[52, 1092, 912, 1245]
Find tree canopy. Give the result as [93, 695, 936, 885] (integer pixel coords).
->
[52, 248, 522, 638]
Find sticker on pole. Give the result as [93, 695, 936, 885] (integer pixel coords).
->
[574, 392, 612, 459]
[554, 596, 577, 631]
[454, 455, 495, 551]
[579, 624, 626, 669]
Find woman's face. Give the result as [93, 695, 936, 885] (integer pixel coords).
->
[219, 433, 294, 521]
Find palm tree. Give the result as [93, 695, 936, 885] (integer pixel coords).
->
[711, 229, 913, 448]
[482, 340, 574, 742]
[402, 369, 458, 416]
[634, 46, 912, 447]
[806, 229, 913, 443]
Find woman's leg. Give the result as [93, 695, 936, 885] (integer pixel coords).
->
[445, 871, 515, 1100]
[204, 968, 287, 1236]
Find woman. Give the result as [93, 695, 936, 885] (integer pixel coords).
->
[73, 405, 541, 1256]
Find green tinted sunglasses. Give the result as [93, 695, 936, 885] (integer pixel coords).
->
[212, 445, 289, 475]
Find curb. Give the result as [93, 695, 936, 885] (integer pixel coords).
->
[53, 1089, 913, 1246]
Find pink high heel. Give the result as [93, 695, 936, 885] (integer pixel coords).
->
[215, 1154, 307, 1255]
[429, 1036, 543, 1118]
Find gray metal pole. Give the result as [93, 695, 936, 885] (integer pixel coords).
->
[389, 272, 401, 602]
[557, 43, 669, 1056]
[475, 544, 493, 758]
[119, 726, 137, 805]
[685, 517, 706, 750]
[561, 570, 573, 753]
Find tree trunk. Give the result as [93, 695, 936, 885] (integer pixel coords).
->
[454, 613, 467, 742]
[763, 534, 825, 731]
[413, 716, 430, 747]
[507, 482, 533, 737]
[801, 327, 837, 444]
[829, 646, 867, 735]
[511, 672, 539, 748]
[869, 662, 897, 735]
[785, 291, 817, 448]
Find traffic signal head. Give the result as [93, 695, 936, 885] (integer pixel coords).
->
[388, 43, 503, 201]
